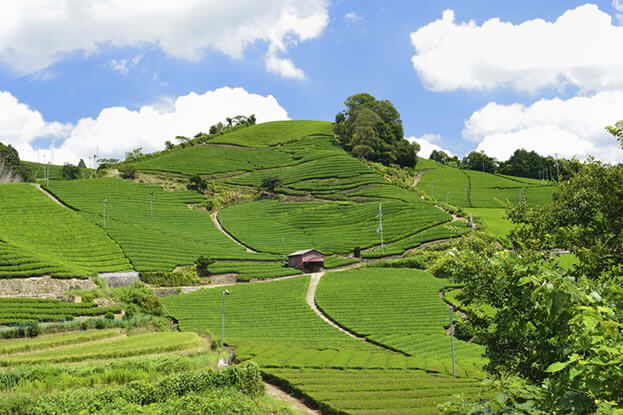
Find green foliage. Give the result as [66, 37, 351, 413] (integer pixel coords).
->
[60, 163, 81, 179]
[206, 261, 301, 281]
[140, 270, 200, 286]
[187, 174, 207, 192]
[333, 93, 419, 167]
[462, 151, 497, 174]
[112, 282, 164, 316]
[119, 163, 137, 179]
[124, 147, 143, 162]
[507, 158, 623, 279]
[605, 119, 623, 147]
[259, 175, 282, 192]
[194, 255, 214, 276]
[431, 150, 461, 167]
[0, 183, 133, 278]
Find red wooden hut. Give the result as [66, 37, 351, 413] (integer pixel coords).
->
[287, 249, 324, 272]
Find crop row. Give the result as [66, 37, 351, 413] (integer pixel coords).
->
[206, 120, 333, 147]
[362, 222, 465, 258]
[264, 368, 482, 415]
[0, 184, 133, 278]
[315, 268, 485, 362]
[0, 331, 201, 365]
[0, 329, 121, 355]
[45, 178, 279, 271]
[218, 199, 451, 254]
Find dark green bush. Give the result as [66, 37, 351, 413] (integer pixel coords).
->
[118, 164, 137, 179]
[140, 271, 200, 287]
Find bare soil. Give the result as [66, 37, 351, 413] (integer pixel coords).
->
[264, 382, 321, 415]
[0, 276, 96, 298]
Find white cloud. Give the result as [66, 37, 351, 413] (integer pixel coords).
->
[407, 134, 455, 159]
[109, 59, 128, 75]
[0, 87, 289, 165]
[614, 0, 623, 23]
[0, 1, 328, 79]
[410, 5, 623, 92]
[463, 91, 623, 164]
[345, 12, 362, 22]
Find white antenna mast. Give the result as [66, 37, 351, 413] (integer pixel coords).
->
[376, 202, 384, 256]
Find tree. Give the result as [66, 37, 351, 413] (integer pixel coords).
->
[61, 163, 81, 179]
[260, 175, 282, 192]
[209, 125, 218, 134]
[248, 114, 256, 125]
[118, 164, 137, 179]
[78, 159, 86, 168]
[195, 255, 214, 276]
[164, 140, 175, 150]
[333, 93, 419, 168]
[461, 151, 497, 173]
[188, 175, 207, 193]
[605, 120, 623, 147]
[124, 148, 143, 162]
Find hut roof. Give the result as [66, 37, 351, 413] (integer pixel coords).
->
[288, 249, 324, 257]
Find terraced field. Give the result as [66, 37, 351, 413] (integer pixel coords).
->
[0, 297, 121, 325]
[315, 268, 484, 364]
[207, 120, 332, 147]
[164, 271, 485, 414]
[0, 183, 133, 278]
[218, 199, 451, 254]
[45, 178, 279, 271]
[264, 368, 482, 415]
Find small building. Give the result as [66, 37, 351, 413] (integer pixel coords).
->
[287, 249, 324, 272]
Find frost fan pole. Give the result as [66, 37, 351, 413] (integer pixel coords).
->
[449, 305, 456, 378]
[377, 202, 384, 256]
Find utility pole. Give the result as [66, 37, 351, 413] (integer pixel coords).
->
[555, 153, 560, 181]
[46, 162, 50, 186]
[446, 192, 449, 204]
[376, 202, 384, 256]
[150, 192, 153, 218]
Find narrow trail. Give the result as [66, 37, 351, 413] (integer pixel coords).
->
[210, 211, 256, 253]
[412, 169, 428, 186]
[264, 382, 321, 415]
[32, 183, 64, 207]
[305, 271, 366, 341]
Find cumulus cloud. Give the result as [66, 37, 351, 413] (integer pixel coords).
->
[0, 1, 328, 79]
[614, 0, 623, 23]
[410, 4, 623, 92]
[0, 87, 289, 165]
[407, 134, 455, 159]
[463, 91, 623, 164]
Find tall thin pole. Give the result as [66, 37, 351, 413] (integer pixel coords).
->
[150, 192, 153, 218]
[446, 192, 449, 204]
[449, 305, 456, 378]
[555, 153, 560, 181]
[377, 202, 384, 256]
[221, 290, 230, 348]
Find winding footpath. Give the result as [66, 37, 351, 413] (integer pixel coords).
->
[210, 210, 257, 253]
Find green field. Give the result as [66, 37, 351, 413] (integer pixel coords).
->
[0, 329, 121, 354]
[0, 183, 133, 278]
[218, 199, 451, 255]
[416, 160, 554, 208]
[0, 297, 121, 325]
[464, 207, 514, 237]
[265, 368, 482, 415]
[207, 120, 332, 147]
[315, 268, 484, 363]
[207, 261, 302, 281]
[45, 178, 280, 272]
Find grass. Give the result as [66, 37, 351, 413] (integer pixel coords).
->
[207, 261, 302, 282]
[207, 120, 332, 147]
[21, 161, 91, 181]
[464, 208, 514, 238]
[45, 178, 280, 272]
[0, 183, 133, 278]
[218, 199, 451, 255]
[315, 268, 485, 363]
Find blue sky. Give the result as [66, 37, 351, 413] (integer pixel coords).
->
[1, 0, 622, 165]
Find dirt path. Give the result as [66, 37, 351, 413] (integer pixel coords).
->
[412, 169, 428, 187]
[305, 271, 365, 341]
[264, 382, 321, 415]
[32, 183, 65, 207]
[210, 211, 256, 253]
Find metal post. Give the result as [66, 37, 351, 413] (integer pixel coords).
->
[103, 199, 107, 228]
[150, 192, 153, 218]
[446, 192, 449, 204]
[449, 305, 456, 378]
[221, 289, 230, 348]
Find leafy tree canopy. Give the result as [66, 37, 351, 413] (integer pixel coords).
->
[61, 163, 81, 180]
[333, 93, 419, 168]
